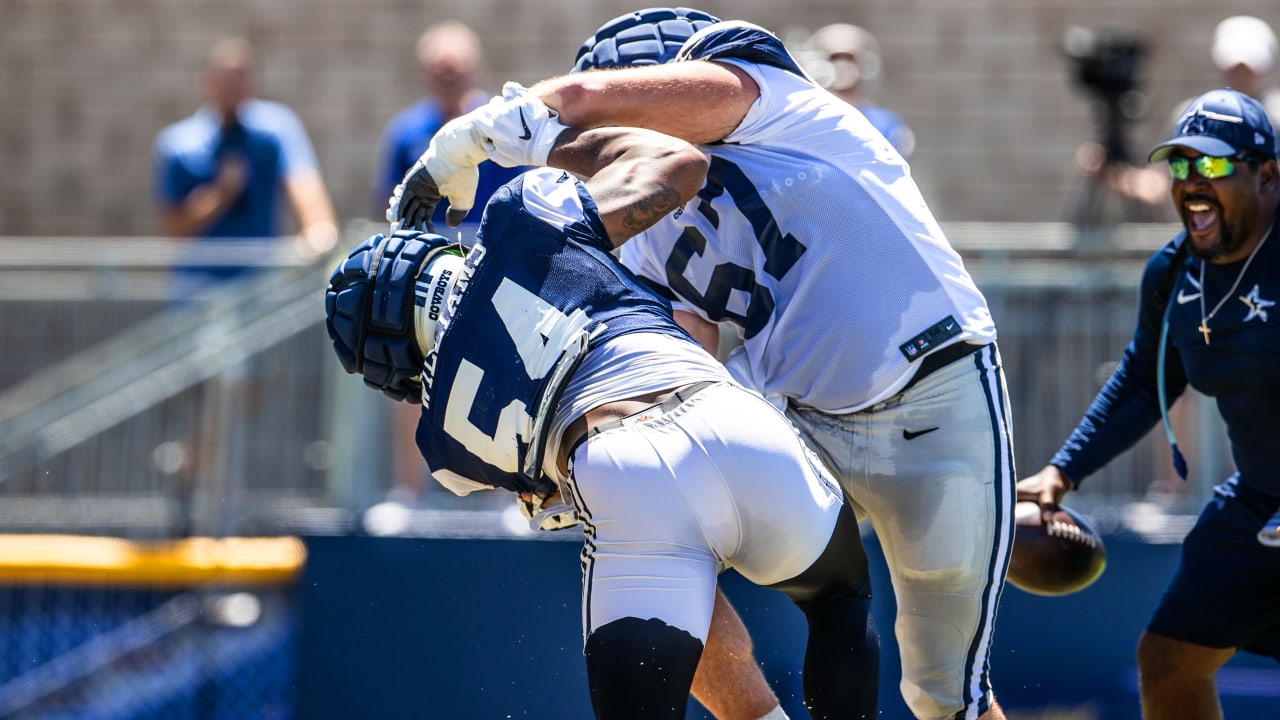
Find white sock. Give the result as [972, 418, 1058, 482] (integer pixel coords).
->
[753, 705, 789, 720]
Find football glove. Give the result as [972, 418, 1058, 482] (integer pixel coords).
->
[387, 84, 569, 229]
[475, 83, 568, 168]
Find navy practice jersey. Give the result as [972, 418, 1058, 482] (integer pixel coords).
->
[416, 168, 691, 495]
[1052, 220, 1280, 496]
[622, 22, 995, 414]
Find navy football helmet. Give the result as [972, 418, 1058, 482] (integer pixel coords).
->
[573, 6, 721, 72]
[325, 230, 464, 404]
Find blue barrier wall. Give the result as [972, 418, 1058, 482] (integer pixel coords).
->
[297, 533, 1279, 719]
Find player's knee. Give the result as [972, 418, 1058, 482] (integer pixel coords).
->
[1137, 631, 1187, 691]
[1136, 630, 1225, 684]
[900, 675, 985, 720]
[585, 616, 703, 719]
[894, 612, 990, 720]
[897, 556, 975, 591]
[791, 592, 880, 718]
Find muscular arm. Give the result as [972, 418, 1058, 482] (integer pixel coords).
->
[531, 61, 759, 146]
[547, 127, 708, 247]
[1049, 244, 1188, 484]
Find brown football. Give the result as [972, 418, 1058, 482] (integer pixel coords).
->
[1007, 501, 1107, 596]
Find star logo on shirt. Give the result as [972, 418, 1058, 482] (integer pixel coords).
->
[1238, 284, 1275, 322]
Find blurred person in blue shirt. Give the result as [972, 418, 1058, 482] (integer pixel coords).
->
[151, 37, 338, 528]
[153, 36, 338, 284]
[371, 21, 526, 509]
[371, 20, 523, 224]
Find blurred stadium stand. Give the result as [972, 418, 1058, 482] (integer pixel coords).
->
[0, 223, 1257, 718]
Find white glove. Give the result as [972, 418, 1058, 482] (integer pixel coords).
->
[387, 114, 489, 229]
[386, 83, 569, 229]
[472, 83, 570, 168]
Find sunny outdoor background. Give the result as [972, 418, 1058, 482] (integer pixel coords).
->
[1, 1, 1277, 718]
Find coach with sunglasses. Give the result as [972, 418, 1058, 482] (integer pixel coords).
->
[1018, 86, 1280, 719]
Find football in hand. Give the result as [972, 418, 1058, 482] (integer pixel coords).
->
[1007, 502, 1107, 596]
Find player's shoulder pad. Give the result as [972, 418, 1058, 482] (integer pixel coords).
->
[676, 20, 808, 79]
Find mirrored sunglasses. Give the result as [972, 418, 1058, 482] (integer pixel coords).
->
[1167, 154, 1250, 181]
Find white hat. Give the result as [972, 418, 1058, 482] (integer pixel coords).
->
[810, 23, 880, 59]
[1212, 16, 1278, 74]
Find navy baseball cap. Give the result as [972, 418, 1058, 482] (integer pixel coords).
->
[1148, 87, 1277, 162]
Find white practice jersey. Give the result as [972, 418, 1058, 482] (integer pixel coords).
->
[620, 53, 995, 414]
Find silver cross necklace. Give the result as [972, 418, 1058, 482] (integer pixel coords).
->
[1197, 223, 1272, 344]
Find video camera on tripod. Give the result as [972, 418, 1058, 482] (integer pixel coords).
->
[1063, 26, 1148, 164]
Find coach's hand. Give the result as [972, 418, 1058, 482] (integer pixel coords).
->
[1016, 465, 1075, 525]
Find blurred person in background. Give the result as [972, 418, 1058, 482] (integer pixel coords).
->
[372, 21, 526, 508]
[371, 20, 524, 224]
[153, 35, 338, 280]
[152, 36, 337, 534]
[1198, 16, 1280, 125]
[1019, 88, 1280, 720]
[804, 22, 915, 159]
[1072, 16, 1280, 225]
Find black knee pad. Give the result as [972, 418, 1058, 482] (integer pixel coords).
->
[770, 499, 871, 607]
[769, 501, 880, 719]
[584, 617, 703, 719]
[797, 593, 880, 719]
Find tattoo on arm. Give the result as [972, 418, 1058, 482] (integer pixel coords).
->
[621, 182, 684, 235]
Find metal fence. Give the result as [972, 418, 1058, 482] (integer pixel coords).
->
[953, 222, 1229, 537]
[0, 237, 341, 538]
[0, 222, 1232, 537]
[0, 222, 1235, 719]
[0, 584, 295, 720]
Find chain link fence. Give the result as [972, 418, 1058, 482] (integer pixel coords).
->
[0, 584, 295, 719]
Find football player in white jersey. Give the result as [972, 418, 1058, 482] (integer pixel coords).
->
[390, 9, 1017, 720]
[337, 97, 880, 718]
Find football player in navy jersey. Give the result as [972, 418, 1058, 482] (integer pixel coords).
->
[1018, 88, 1280, 720]
[391, 9, 1016, 720]
[330, 95, 878, 719]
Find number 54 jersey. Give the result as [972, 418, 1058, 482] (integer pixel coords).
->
[418, 168, 691, 496]
[620, 34, 996, 415]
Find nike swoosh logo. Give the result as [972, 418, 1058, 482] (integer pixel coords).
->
[1176, 290, 1202, 304]
[518, 108, 532, 140]
[902, 427, 940, 440]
